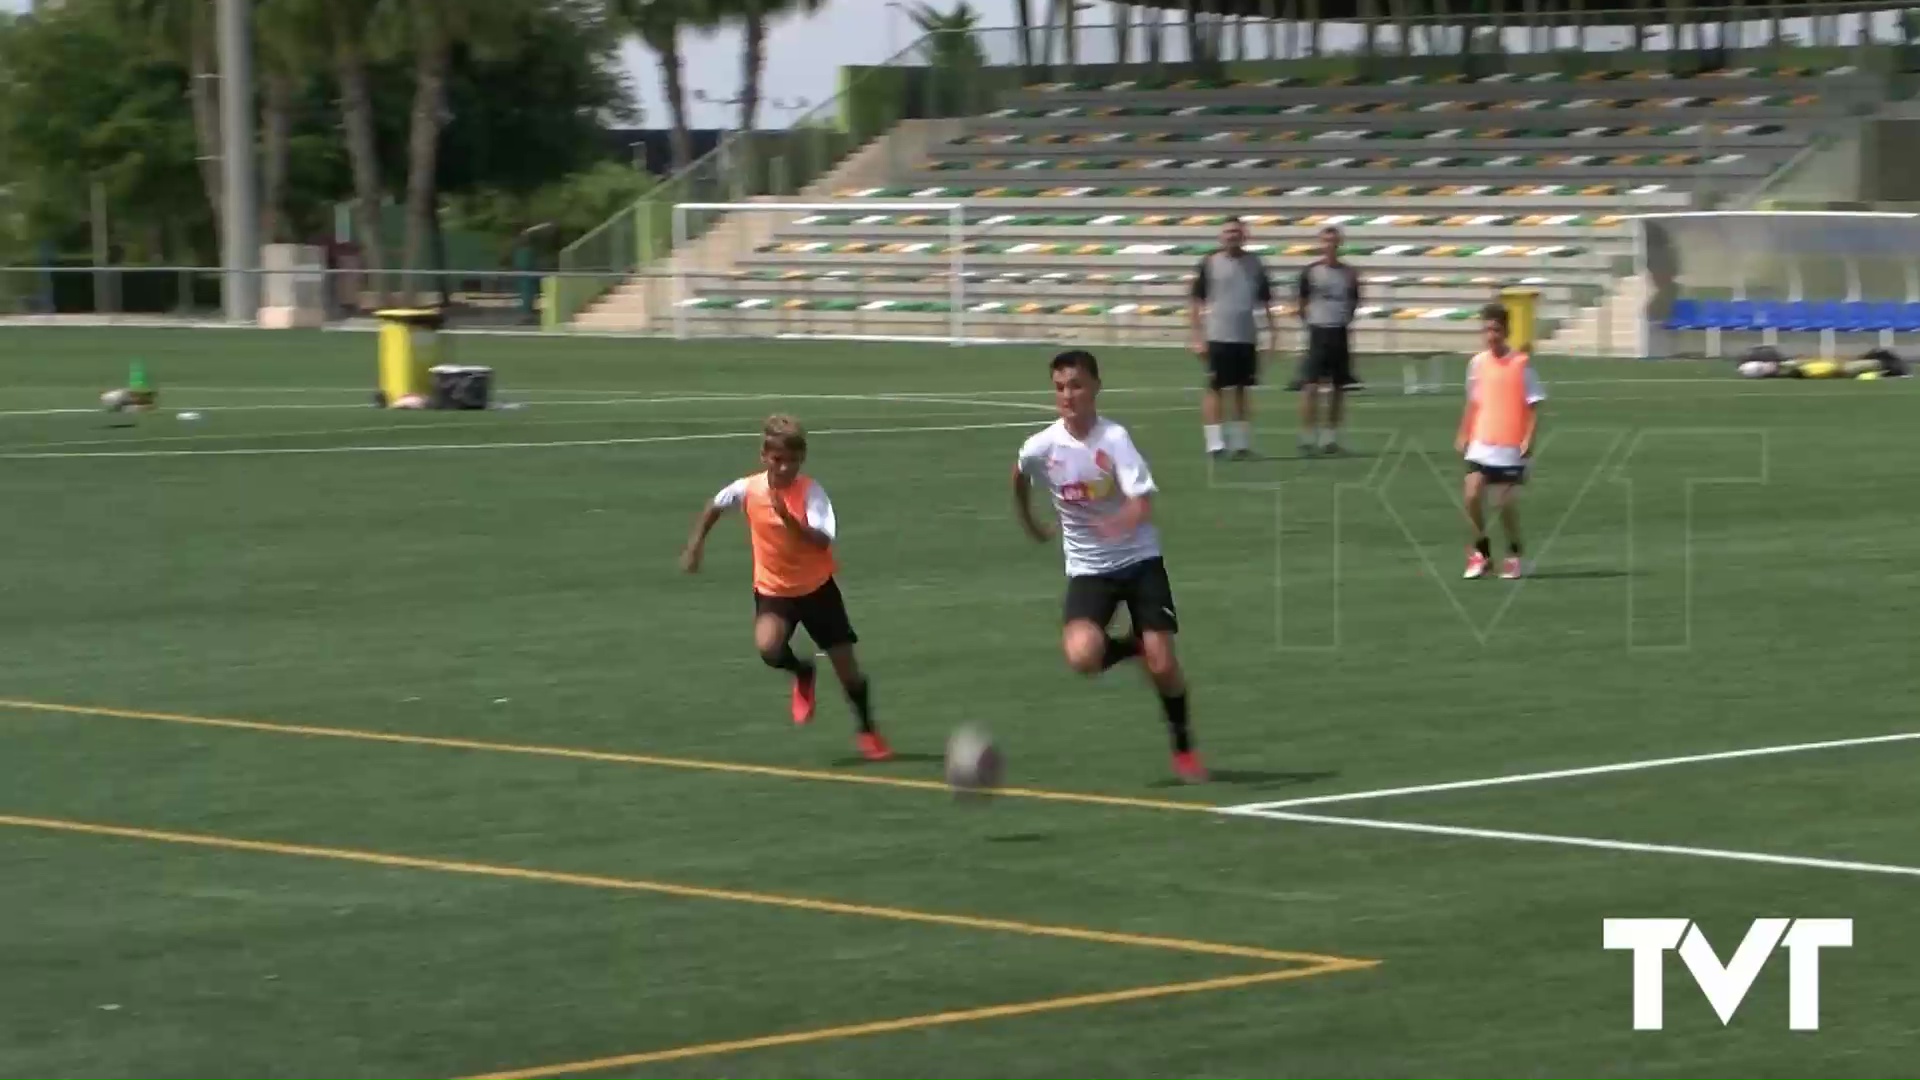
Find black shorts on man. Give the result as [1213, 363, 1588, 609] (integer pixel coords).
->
[753, 576, 859, 649]
[1298, 325, 1354, 388]
[1062, 556, 1180, 634]
[1205, 341, 1259, 390]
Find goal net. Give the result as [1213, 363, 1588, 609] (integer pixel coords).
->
[669, 201, 974, 346]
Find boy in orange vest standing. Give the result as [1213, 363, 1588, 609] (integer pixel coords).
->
[681, 415, 890, 761]
[1456, 303, 1546, 580]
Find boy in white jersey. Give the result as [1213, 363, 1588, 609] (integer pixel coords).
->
[1013, 350, 1205, 783]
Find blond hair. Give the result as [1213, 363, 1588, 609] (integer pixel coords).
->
[762, 414, 808, 454]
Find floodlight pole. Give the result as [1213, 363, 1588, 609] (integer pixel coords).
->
[217, 0, 259, 323]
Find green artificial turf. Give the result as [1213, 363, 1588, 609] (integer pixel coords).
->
[0, 326, 1915, 1078]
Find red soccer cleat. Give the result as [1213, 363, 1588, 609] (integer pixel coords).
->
[790, 668, 817, 726]
[857, 731, 893, 762]
[1464, 549, 1490, 580]
[1172, 750, 1209, 784]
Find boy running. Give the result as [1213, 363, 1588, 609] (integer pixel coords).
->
[680, 415, 890, 761]
[1013, 350, 1205, 782]
[1457, 303, 1546, 580]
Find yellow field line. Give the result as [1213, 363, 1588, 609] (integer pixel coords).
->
[0, 813, 1367, 967]
[464, 963, 1369, 1080]
[0, 697, 1210, 815]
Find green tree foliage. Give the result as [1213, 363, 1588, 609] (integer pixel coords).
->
[720, 0, 824, 132]
[908, 2, 987, 114]
[443, 160, 656, 259]
[0, 0, 211, 261]
[608, 0, 722, 173]
[0, 0, 637, 268]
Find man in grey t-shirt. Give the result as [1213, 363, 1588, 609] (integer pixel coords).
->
[1293, 225, 1363, 455]
[1187, 218, 1275, 460]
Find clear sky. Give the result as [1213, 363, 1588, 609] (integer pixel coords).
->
[619, 1, 1130, 130]
[0, 0, 1116, 129]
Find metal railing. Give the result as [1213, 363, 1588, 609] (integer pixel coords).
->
[0, 266, 556, 330]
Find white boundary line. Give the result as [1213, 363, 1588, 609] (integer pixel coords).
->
[1230, 730, 1920, 812]
[0, 419, 1044, 460]
[1217, 807, 1920, 879]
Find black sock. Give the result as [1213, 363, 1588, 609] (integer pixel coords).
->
[764, 644, 814, 677]
[1159, 690, 1193, 754]
[845, 678, 874, 734]
[1509, 540, 1523, 556]
[1474, 537, 1491, 558]
[1101, 634, 1141, 672]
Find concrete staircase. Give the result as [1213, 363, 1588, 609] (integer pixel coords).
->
[1541, 274, 1649, 358]
[573, 119, 963, 332]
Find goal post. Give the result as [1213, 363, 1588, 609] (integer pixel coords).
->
[670, 201, 969, 346]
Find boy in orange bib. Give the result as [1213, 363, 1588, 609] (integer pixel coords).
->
[1456, 303, 1546, 580]
[681, 415, 890, 761]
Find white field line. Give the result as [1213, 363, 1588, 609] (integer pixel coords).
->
[0, 382, 1873, 422]
[0, 418, 1048, 461]
[0, 405, 1080, 452]
[1228, 730, 1920, 813]
[0, 391, 1060, 420]
[1216, 807, 1920, 880]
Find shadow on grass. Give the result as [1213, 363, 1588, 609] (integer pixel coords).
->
[829, 751, 945, 768]
[1149, 768, 1340, 791]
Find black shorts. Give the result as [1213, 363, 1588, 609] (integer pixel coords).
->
[1466, 460, 1529, 485]
[1062, 556, 1180, 634]
[1298, 326, 1354, 387]
[753, 577, 858, 650]
[1206, 341, 1259, 390]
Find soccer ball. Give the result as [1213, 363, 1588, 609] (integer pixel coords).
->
[944, 724, 1003, 795]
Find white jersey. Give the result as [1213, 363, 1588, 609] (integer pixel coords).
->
[1017, 417, 1161, 577]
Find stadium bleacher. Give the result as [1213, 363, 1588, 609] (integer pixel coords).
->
[576, 61, 1886, 356]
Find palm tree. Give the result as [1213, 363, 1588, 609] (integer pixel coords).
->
[609, 0, 710, 174]
[907, 2, 986, 114]
[255, 0, 325, 245]
[724, 0, 823, 134]
[112, 0, 223, 247]
[396, 0, 528, 293]
[319, 0, 388, 295]
[1013, 0, 1033, 71]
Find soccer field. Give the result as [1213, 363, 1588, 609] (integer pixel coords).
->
[1, 326, 1917, 1078]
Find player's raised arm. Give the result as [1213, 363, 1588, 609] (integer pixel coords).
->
[681, 478, 745, 573]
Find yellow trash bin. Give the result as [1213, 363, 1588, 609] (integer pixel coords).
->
[1498, 287, 1540, 352]
[375, 308, 444, 406]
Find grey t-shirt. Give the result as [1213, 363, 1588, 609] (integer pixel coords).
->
[1190, 250, 1273, 345]
[1298, 260, 1361, 328]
